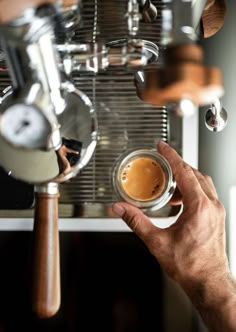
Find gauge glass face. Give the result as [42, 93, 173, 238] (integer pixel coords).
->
[0, 104, 52, 148]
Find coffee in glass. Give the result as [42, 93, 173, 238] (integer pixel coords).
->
[112, 148, 176, 211]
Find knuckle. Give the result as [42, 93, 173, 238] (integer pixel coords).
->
[192, 195, 209, 212]
[180, 161, 192, 172]
[194, 196, 226, 218]
[160, 142, 169, 152]
[215, 200, 226, 217]
[174, 161, 193, 179]
[204, 175, 212, 182]
[199, 197, 208, 210]
[194, 168, 203, 177]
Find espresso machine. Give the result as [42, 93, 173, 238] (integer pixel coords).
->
[0, 0, 227, 319]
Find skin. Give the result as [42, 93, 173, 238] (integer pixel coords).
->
[113, 141, 236, 332]
[56, 144, 79, 179]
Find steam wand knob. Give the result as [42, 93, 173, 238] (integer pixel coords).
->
[205, 99, 228, 132]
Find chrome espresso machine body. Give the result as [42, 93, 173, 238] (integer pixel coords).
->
[0, 0, 225, 219]
[0, 0, 226, 319]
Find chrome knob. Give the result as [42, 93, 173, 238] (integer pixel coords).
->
[205, 99, 228, 132]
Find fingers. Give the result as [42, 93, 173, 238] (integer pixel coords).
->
[158, 141, 218, 203]
[192, 169, 218, 199]
[205, 175, 218, 198]
[112, 202, 159, 241]
[168, 175, 217, 206]
[158, 141, 205, 204]
[169, 187, 183, 206]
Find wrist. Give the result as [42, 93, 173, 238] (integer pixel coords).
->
[182, 272, 236, 332]
[175, 254, 232, 303]
[185, 271, 235, 305]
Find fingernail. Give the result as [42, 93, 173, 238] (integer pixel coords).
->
[112, 203, 126, 217]
[159, 140, 168, 147]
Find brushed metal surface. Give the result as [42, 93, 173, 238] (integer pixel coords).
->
[73, 0, 163, 43]
[59, 73, 179, 218]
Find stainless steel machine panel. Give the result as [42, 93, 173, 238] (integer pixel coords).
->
[0, 0, 197, 224]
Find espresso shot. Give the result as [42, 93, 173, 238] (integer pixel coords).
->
[112, 149, 176, 211]
[120, 157, 166, 202]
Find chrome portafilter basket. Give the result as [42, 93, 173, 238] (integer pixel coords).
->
[0, 82, 97, 185]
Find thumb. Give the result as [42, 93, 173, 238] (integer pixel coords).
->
[112, 202, 156, 240]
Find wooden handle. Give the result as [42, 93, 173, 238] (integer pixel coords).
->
[31, 190, 60, 318]
[62, 0, 80, 9]
[201, 0, 226, 38]
[135, 44, 224, 106]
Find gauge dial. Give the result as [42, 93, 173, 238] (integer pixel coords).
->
[0, 104, 52, 149]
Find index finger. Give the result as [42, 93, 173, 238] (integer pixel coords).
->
[158, 141, 205, 203]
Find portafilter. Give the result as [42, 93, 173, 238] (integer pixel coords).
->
[0, 81, 97, 318]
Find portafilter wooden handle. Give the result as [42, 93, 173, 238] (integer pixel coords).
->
[31, 183, 60, 318]
[135, 44, 224, 107]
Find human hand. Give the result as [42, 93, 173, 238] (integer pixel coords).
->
[112, 141, 229, 291]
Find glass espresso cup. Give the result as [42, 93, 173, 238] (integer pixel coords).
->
[112, 148, 176, 211]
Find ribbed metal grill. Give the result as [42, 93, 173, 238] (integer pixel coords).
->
[59, 0, 168, 205]
[74, 0, 162, 44]
[60, 74, 168, 204]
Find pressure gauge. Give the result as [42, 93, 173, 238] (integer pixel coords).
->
[0, 104, 52, 149]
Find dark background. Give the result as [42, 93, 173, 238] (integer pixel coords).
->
[0, 167, 34, 210]
[0, 163, 164, 332]
[0, 231, 164, 332]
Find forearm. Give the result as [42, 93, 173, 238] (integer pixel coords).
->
[183, 273, 236, 332]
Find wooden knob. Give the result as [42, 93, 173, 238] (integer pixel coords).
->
[62, 0, 80, 9]
[135, 44, 224, 106]
[201, 0, 227, 38]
